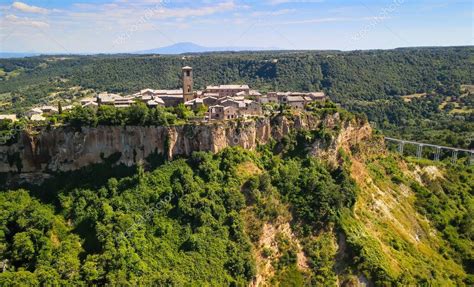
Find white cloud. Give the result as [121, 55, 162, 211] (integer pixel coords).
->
[4, 14, 49, 28]
[148, 1, 237, 19]
[251, 9, 295, 17]
[64, 1, 237, 24]
[11, 1, 49, 14]
[262, 16, 390, 25]
[195, 1, 234, 15]
[267, 0, 324, 5]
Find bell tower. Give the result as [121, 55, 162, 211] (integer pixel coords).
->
[182, 66, 194, 102]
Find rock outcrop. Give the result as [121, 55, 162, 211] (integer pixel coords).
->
[0, 113, 371, 183]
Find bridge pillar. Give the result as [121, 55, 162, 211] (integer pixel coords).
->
[416, 144, 423, 158]
[398, 141, 405, 155]
[451, 150, 458, 164]
[470, 152, 474, 166]
[434, 147, 441, 161]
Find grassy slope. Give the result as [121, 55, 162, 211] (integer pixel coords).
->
[338, 149, 470, 285]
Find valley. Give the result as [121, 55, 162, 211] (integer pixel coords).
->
[0, 47, 472, 286]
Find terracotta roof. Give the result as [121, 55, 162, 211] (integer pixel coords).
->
[140, 89, 155, 94]
[286, 96, 305, 102]
[249, 90, 262, 96]
[83, 101, 98, 107]
[202, 92, 219, 97]
[138, 95, 153, 101]
[153, 97, 165, 104]
[154, 89, 183, 95]
[310, 92, 325, 98]
[29, 108, 43, 114]
[80, 97, 96, 103]
[184, 98, 203, 105]
[206, 85, 250, 90]
[146, 100, 161, 106]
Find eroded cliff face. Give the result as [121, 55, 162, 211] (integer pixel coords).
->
[0, 113, 371, 183]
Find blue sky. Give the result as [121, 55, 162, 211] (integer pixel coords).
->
[0, 0, 472, 53]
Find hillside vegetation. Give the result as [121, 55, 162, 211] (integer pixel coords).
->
[0, 115, 472, 286]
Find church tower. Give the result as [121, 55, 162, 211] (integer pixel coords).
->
[182, 66, 194, 102]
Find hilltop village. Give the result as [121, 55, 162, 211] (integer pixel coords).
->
[16, 66, 326, 122]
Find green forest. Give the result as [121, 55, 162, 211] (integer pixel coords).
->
[0, 129, 472, 286]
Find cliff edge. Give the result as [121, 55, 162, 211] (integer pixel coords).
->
[0, 112, 371, 181]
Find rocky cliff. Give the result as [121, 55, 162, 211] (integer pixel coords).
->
[0, 113, 372, 183]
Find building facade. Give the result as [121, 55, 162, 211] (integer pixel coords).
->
[205, 85, 250, 98]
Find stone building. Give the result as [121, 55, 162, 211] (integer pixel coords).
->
[133, 89, 184, 107]
[182, 66, 195, 103]
[208, 105, 238, 120]
[220, 99, 241, 109]
[184, 98, 204, 110]
[205, 85, 250, 97]
[241, 100, 262, 116]
[96, 93, 135, 108]
[26, 106, 58, 118]
[202, 96, 218, 106]
[146, 98, 165, 108]
[262, 91, 326, 107]
[281, 95, 305, 109]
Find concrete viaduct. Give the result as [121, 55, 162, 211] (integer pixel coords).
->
[384, 137, 474, 165]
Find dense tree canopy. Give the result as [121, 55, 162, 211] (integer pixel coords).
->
[1, 47, 472, 111]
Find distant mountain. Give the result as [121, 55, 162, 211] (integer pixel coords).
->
[0, 52, 41, 58]
[0, 42, 277, 58]
[134, 42, 279, 54]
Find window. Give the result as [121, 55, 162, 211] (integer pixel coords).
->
[187, 86, 191, 93]
[186, 70, 190, 77]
